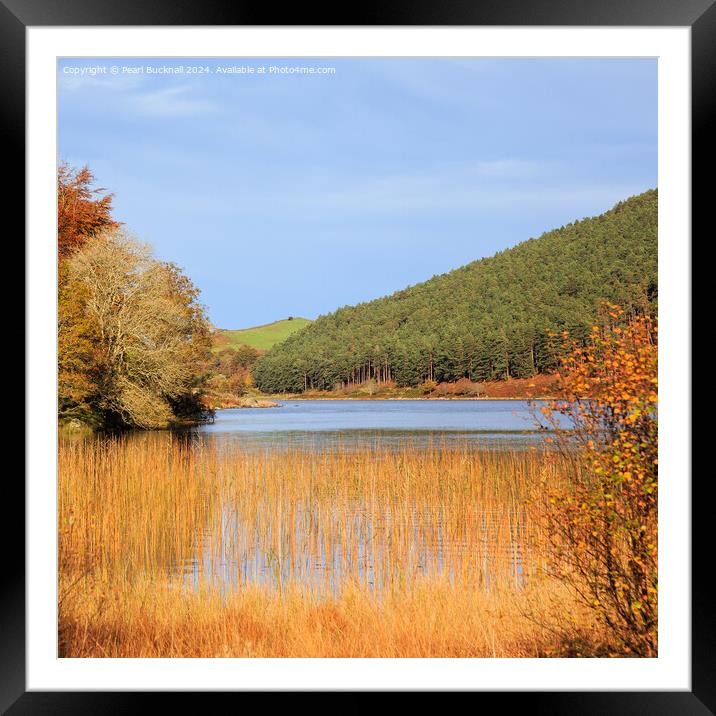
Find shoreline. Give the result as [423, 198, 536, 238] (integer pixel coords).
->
[206, 374, 561, 409]
[210, 394, 557, 408]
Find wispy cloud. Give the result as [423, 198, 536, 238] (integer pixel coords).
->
[58, 72, 218, 118]
[369, 60, 501, 110]
[58, 71, 143, 93]
[146, 158, 647, 222]
[130, 85, 219, 117]
[275, 159, 563, 213]
[282, 176, 648, 215]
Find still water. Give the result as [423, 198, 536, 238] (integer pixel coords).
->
[185, 399, 560, 450]
[161, 400, 561, 595]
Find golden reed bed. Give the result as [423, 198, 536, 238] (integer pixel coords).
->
[58, 436, 607, 657]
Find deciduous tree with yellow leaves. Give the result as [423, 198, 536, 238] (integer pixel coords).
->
[58, 163, 213, 429]
[539, 305, 658, 656]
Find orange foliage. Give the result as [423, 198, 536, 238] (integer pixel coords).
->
[432, 377, 484, 397]
[539, 305, 658, 656]
[57, 162, 119, 259]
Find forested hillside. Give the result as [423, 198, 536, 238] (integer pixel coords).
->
[254, 190, 657, 393]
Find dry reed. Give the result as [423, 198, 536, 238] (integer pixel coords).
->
[58, 435, 606, 657]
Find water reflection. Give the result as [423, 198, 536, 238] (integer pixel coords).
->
[174, 500, 532, 599]
[63, 399, 564, 598]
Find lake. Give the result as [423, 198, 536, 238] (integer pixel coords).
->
[161, 399, 560, 595]
[61, 399, 568, 601]
[185, 398, 562, 450]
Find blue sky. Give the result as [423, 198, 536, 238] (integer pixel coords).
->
[58, 58, 657, 328]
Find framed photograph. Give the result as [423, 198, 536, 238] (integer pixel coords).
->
[10, 0, 708, 711]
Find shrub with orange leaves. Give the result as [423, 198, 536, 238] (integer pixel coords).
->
[539, 305, 657, 656]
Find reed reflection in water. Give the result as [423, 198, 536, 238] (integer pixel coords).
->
[59, 433, 561, 600]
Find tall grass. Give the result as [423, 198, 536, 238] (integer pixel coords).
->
[58, 436, 606, 657]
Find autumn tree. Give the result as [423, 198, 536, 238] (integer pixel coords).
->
[57, 162, 119, 259]
[61, 229, 213, 429]
[58, 272, 103, 426]
[58, 162, 120, 424]
[538, 306, 658, 656]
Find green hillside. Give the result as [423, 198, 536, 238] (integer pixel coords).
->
[254, 190, 657, 393]
[214, 317, 312, 352]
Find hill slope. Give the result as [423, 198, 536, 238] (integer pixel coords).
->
[214, 318, 312, 352]
[254, 190, 657, 393]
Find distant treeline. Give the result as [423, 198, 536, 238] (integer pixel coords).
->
[254, 190, 657, 393]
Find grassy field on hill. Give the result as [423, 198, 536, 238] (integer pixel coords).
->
[214, 318, 312, 352]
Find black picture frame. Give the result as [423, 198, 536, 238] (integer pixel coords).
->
[7, 1, 706, 711]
